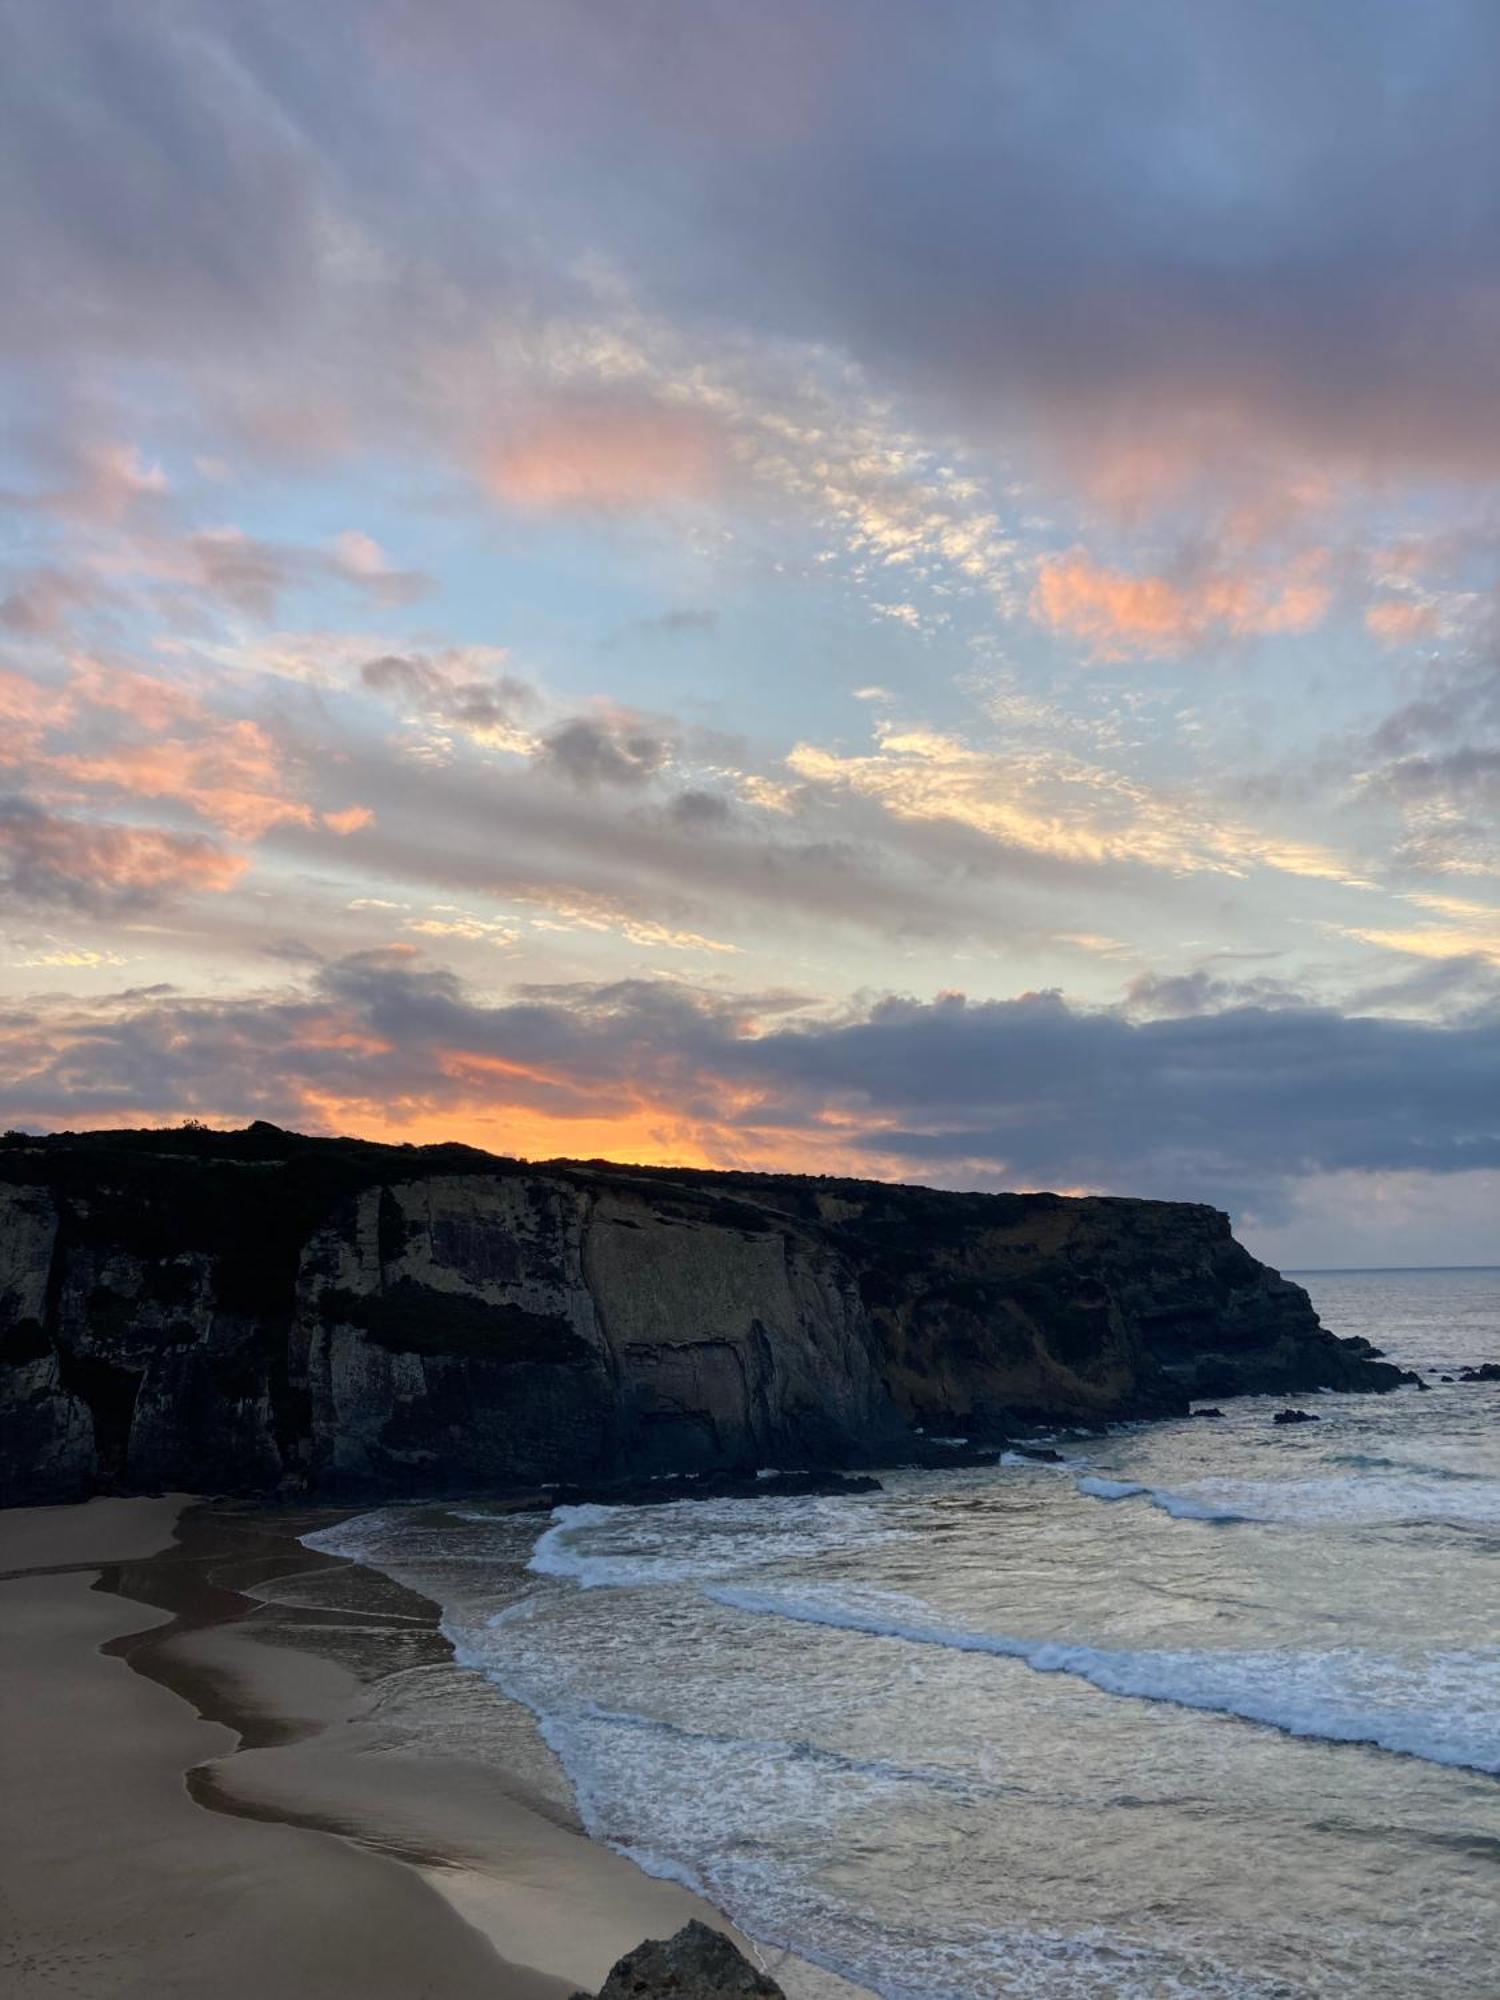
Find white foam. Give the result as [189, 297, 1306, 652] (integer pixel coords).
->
[1073, 1470, 1500, 1528]
[706, 1584, 1500, 1775]
[461, 1642, 1282, 2000]
[525, 1492, 900, 1591]
[1075, 1475, 1146, 1500]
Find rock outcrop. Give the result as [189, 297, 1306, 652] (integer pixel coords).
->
[0, 1123, 1414, 1506]
[574, 1921, 785, 2000]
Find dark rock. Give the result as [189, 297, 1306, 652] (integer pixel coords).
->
[1440, 1374, 1454, 1383]
[572, 1921, 785, 2000]
[1273, 1407, 1320, 1424]
[1003, 1443, 1065, 1462]
[1190, 1407, 1225, 1419]
[1457, 1362, 1500, 1383]
[0, 1122, 1414, 1506]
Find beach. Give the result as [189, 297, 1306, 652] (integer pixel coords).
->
[304, 1269, 1499, 1999]
[3, 1273, 1496, 1999]
[0, 1494, 856, 2000]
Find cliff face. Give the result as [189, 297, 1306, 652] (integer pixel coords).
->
[0, 1125, 1409, 1506]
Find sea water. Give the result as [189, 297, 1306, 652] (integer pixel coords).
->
[306, 1268, 1500, 1998]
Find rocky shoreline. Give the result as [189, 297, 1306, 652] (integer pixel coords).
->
[2, 1122, 1418, 1508]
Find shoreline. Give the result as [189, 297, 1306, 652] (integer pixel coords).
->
[0, 1494, 869, 2000]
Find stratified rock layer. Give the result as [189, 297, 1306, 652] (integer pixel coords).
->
[0, 1123, 1410, 1506]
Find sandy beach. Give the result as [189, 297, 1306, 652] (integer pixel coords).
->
[0, 1495, 861, 2000]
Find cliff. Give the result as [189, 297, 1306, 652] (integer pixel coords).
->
[0, 1123, 1411, 1507]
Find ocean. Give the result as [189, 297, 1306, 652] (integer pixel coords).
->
[306, 1267, 1500, 1999]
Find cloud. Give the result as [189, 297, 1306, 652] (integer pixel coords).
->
[1365, 599, 1440, 646]
[667, 788, 734, 830]
[1122, 967, 1309, 1019]
[1, 656, 374, 853]
[180, 527, 429, 620]
[358, 650, 537, 749]
[0, 798, 244, 912]
[788, 722, 1368, 885]
[1032, 548, 1331, 659]
[0, 568, 104, 639]
[484, 398, 732, 511]
[10, 0, 1500, 519]
[535, 715, 675, 789]
[608, 608, 719, 645]
[3, 952, 1496, 1220]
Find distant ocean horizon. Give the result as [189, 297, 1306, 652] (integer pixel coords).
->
[1290, 1263, 1500, 1273]
[310, 1265, 1500, 1999]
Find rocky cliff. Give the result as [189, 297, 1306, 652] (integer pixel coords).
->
[0, 1123, 1411, 1506]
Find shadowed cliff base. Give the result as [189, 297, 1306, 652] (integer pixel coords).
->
[0, 1123, 1418, 1507]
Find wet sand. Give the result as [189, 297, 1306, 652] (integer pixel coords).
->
[0, 1496, 864, 1999]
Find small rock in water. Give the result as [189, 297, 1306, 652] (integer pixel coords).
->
[574, 1920, 786, 1999]
[1440, 1374, 1454, 1383]
[1273, 1407, 1319, 1425]
[1190, 1406, 1225, 1419]
[1457, 1362, 1500, 1383]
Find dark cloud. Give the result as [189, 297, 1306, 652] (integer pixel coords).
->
[358, 652, 535, 732]
[10, 3, 1500, 492]
[535, 716, 674, 789]
[4, 953, 1497, 1221]
[1123, 967, 1307, 1020]
[667, 788, 734, 830]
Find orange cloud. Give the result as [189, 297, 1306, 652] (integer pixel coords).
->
[1033, 547, 1330, 658]
[322, 804, 375, 835]
[0, 667, 75, 759]
[485, 400, 729, 511]
[12, 659, 318, 841]
[0, 808, 245, 903]
[51, 720, 313, 840]
[1365, 599, 1439, 646]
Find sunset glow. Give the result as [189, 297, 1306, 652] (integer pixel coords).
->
[3, 2, 1498, 1267]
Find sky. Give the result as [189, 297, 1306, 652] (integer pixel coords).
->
[2, 0, 1498, 1268]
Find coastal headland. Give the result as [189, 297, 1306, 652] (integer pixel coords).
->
[0, 1123, 1414, 1508]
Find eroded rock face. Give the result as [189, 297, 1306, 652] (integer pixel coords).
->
[0, 1124, 1411, 1506]
[573, 1921, 786, 2000]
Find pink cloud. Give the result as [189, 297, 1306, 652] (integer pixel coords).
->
[6, 659, 315, 840]
[1032, 546, 1331, 659]
[322, 804, 374, 835]
[0, 805, 245, 908]
[484, 399, 730, 511]
[1365, 599, 1439, 646]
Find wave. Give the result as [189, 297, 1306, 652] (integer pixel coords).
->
[526, 1492, 900, 1591]
[707, 1584, 1500, 1775]
[1073, 1471, 1500, 1528]
[457, 1601, 1294, 2000]
[1327, 1451, 1490, 1483]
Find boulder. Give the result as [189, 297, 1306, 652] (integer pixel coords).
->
[1273, 1407, 1319, 1424]
[573, 1921, 786, 1999]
